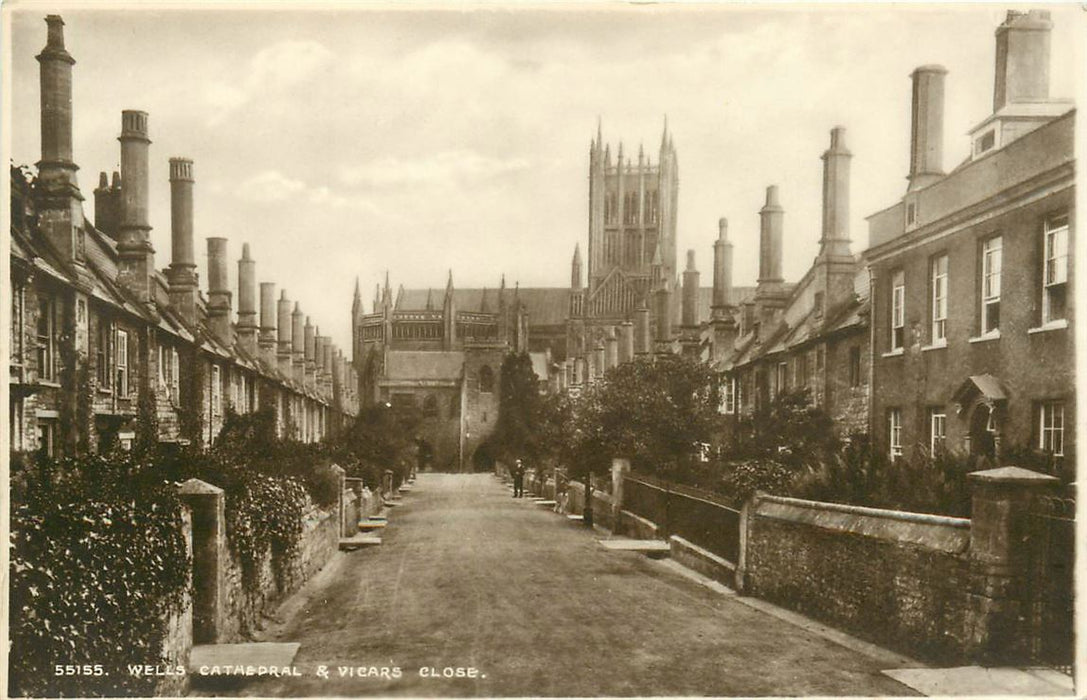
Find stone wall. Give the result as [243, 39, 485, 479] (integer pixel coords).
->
[219, 497, 340, 642]
[740, 494, 972, 661]
[157, 503, 194, 695]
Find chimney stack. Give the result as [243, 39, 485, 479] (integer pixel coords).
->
[35, 15, 88, 267]
[260, 282, 277, 363]
[820, 127, 852, 259]
[167, 158, 199, 323]
[994, 10, 1052, 111]
[907, 65, 947, 191]
[604, 326, 618, 370]
[207, 237, 233, 347]
[756, 185, 786, 308]
[681, 249, 699, 327]
[618, 321, 634, 364]
[94, 172, 121, 240]
[277, 291, 292, 374]
[36, 15, 78, 197]
[237, 244, 258, 352]
[116, 110, 155, 301]
[712, 217, 733, 316]
[323, 340, 334, 387]
[304, 317, 316, 385]
[291, 303, 304, 381]
[634, 303, 651, 355]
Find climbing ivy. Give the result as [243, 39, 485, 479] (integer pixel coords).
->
[9, 452, 190, 697]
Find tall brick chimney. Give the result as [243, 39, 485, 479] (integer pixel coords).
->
[681, 249, 699, 328]
[711, 217, 733, 317]
[291, 303, 304, 382]
[820, 127, 852, 259]
[237, 243, 258, 353]
[756, 185, 786, 310]
[304, 316, 316, 386]
[907, 65, 947, 192]
[36, 15, 79, 198]
[322, 340, 334, 392]
[277, 291, 292, 375]
[36, 15, 87, 267]
[116, 110, 155, 301]
[206, 237, 233, 347]
[634, 303, 650, 355]
[618, 321, 634, 364]
[604, 326, 618, 370]
[994, 10, 1052, 111]
[260, 282, 277, 364]
[167, 158, 198, 324]
[94, 172, 121, 240]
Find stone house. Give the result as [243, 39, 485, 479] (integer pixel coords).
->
[9, 15, 358, 460]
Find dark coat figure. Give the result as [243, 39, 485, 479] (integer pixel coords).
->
[512, 460, 526, 498]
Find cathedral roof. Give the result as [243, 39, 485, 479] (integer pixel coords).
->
[395, 287, 572, 326]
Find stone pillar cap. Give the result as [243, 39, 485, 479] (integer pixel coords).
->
[967, 466, 1060, 484]
[178, 477, 224, 495]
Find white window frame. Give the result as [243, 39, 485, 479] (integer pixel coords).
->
[775, 362, 788, 396]
[889, 409, 903, 462]
[891, 270, 905, 350]
[722, 377, 736, 415]
[10, 397, 24, 451]
[115, 329, 129, 397]
[1039, 402, 1064, 456]
[981, 236, 1002, 335]
[37, 296, 57, 381]
[1043, 215, 1069, 324]
[170, 348, 180, 400]
[158, 345, 166, 389]
[931, 255, 948, 343]
[930, 409, 946, 455]
[211, 365, 222, 417]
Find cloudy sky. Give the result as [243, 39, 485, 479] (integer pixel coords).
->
[7, 3, 1080, 352]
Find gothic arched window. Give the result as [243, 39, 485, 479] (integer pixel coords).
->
[423, 394, 439, 418]
[479, 365, 495, 394]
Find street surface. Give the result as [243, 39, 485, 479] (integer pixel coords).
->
[229, 473, 914, 697]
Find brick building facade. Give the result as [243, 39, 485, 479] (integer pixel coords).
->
[866, 10, 1074, 469]
[9, 16, 358, 460]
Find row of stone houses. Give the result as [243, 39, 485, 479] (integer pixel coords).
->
[9, 15, 359, 459]
[558, 10, 1073, 473]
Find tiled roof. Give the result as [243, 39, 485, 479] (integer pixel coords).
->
[385, 350, 465, 381]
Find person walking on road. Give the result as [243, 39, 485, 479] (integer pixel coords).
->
[512, 459, 525, 498]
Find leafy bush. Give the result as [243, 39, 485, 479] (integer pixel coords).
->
[9, 452, 190, 697]
[718, 459, 794, 503]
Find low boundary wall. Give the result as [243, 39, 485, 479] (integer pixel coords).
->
[740, 494, 972, 661]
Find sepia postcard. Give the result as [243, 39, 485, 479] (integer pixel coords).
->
[2, 1, 1083, 697]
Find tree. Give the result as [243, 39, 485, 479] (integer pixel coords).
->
[561, 356, 722, 524]
[490, 352, 544, 465]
